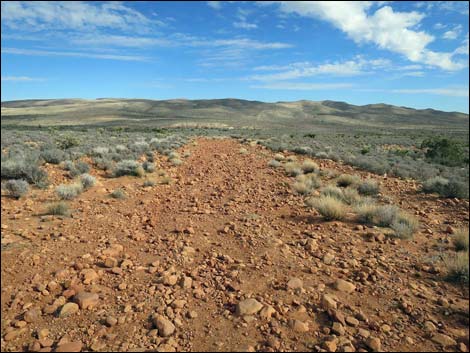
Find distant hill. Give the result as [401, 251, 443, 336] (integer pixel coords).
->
[1, 98, 468, 130]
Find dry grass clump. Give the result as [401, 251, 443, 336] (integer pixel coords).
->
[341, 187, 362, 205]
[355, 204, 378, 224]
[170, 158, 183, 166]
[357, 180, 380, 196]
[320, 185, 344, 200]
[286, 155, 297, 162]
[45, 202, 70, 216]
[284, 162, 303, 177]
[268, 159, 281, 168]
[110, 189, 126, 199]
[390, 213, 419, 239]
[56, 183, 83, 200]
[160, 176, 173, 184]
[337, 174, 361, 187]
[306, 196, 347, 221]
[453, 228, 469, 251]
[239, 148, 249, 155]
[301, 159, 319, 173]
[274, 153, 285, 161]
[444, 251, 469, 284]
[293, 174, 322, 195]
[143, 179, 156, 187]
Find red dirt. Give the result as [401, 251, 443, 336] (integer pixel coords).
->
[1, 138, 469, 352]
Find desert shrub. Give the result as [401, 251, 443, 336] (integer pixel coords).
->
[284, 162, 303, 177]
[358, 180, 380, 196]
[274, 153, 285, 161]
[422, 177, 469, 199]
[56, 135, 80, 149]
[422, 176, 449, 195]
[421, 137, 468, 167]
[355, 204, 379, 224]
[454, 228, 469, 252]
[445, 251, 469, 284]
[341, 187, 362, 205]
[390, 213, 419, 239]
[92, 146, 110, 157]
[170, 158, 183, 166]
[301, 159, 319, 173]
[75, 161, 90, 174]
[1, 157, 48, 187]
[292, 146, 312, 155]
[293, 174, 321, 195]
[3, 179, 29, 199]
[337, 174, 361, 187]
[143, 179, 156, 187]
[315, 151, 329, 159]
[160, 176, 172, 184]
[45, 202, 70, 216]
[320, 185, 344, 200]
[41, 148, 65, 164]
[268, 159, 281, 168]
[168, 151, 180, 159]
[56, 183, 83, 200]
[110, 189, 126, 199]
[114, 160, 144, 177]
[63, 160, 75, 171]
[130, 141, 150, 154]
[373, 205, 400, 227]
[143, 161, 156, 173]
[115, 144, 127, 152]
[442, 179, 469, 199]
[239, 148, 249, 155]
[306, 196, 347, 221]
[80, 174, 96, 189]
[286, 155, 297, 162]
[93, 157, 113, 171]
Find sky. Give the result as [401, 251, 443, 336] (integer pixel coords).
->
[1, 1, 469, 113]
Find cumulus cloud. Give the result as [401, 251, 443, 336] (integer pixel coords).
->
[263, 1, 468, 70]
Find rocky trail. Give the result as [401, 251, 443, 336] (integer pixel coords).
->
[1, 138, 469, 352]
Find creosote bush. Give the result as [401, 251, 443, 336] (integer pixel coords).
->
[56, 183, 83, 200]
[3, 179, 29, 199]
[45, 202, 70, 216]
[306, 196, 347, 221]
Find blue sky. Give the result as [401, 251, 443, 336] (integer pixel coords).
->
[1, 1, 469, 112]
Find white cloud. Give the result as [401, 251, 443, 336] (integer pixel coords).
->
[264, 1, 467, 70]
[442, 25, 462, 40]
[251, 82, 354, 90]
[391, 88, 469, 97]
[207, 1, 222, 10]
[250, 57, 391, 81]
[71, 34, 172, 48]
[0, 1, 159, 32]
[1, 47, 149, 62]
[233, 21, 258, 30]
[454, 34, 469, 56]
[1, 76, 45, 82]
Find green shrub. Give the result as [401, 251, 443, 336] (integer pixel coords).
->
[358, 180, 380, 196]
[3, 179, 29, 199]
[45, 202, 70, 216]
[454, 228, 469, 251]
[337, 174, 360, 187]
[56, 183, 83, 200]
[306, 196, 347, 221]
[421, 137, 468, 167]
